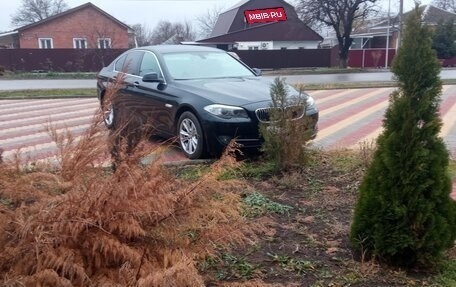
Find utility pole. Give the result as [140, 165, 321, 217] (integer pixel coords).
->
[398, 0, 404, 48]
[385, 0, 391, 68]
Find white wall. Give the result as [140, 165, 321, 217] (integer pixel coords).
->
[236, 41, 273, 50]
[235, 40, 319, 50]
[272, 41, 319, 49]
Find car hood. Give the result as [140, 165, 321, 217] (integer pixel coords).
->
[173, 77, 277, 107]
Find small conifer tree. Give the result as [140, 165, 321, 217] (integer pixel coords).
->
[350, 5, 456, 267]
[260, 77, 312, 169]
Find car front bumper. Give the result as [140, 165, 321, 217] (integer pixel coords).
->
[201, 111, 319, 156]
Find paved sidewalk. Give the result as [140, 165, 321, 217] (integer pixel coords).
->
[452, 182, 456, 200]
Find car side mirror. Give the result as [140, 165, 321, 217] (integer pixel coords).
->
[142, 72, 164, 83]
[252, 68, 262, 76]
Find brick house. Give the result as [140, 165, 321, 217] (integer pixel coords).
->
[196, 0, 322, 51]
[0, 2, 135, 49]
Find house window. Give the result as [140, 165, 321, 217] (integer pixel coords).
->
[73, 38, 87, 49]
[98, 38, 111, 49]
[39, 38, 53, 49]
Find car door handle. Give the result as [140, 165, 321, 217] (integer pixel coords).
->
[133, 81, 140, 87]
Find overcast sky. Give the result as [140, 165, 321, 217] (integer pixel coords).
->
[0, 0, 431, 34]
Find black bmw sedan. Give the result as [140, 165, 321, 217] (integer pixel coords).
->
[97, 45, 318, 159]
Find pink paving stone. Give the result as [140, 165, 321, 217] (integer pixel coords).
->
[452, 181, 456, 201]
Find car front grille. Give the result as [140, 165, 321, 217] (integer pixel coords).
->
[255, 105, 306, 123]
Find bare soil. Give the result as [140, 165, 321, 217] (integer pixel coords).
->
[200, 151, 451, 286]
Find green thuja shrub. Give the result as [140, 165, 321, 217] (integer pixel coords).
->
[350, 5, 456, 268]
[260, 77, 313, 170]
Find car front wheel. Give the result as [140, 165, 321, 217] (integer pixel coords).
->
[178, 111, 204, 159]
[102, 97, 115, 129]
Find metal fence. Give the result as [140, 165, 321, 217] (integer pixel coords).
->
[0, 49, 126, 72]
[234, 47, 339, 69]
[0, 47, 340, 72]
[1, 47, 452, 72]
[348, 49, 397, 68]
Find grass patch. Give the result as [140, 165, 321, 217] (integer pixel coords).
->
[263, 67, 368, 75]
[0, 88, 96, 98]
[243, 191, 293, 217]
[267, 253, 316, 275]
[300, 81, 398, 90]
[1, 71, 97, 79]
[217, 160, 277, 181]
[432, 259, 456, 286]
[202, 253, 260, 281]
[175, 165, 211, 181]
[449, 160, 456, 180]
[295, 79, 456, 90]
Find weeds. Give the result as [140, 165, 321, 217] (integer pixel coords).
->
[218, 160, 278, 181]
[243, 192, 293, 217]
[215, 253, 260, 280]
[358, 140, 376, 169]
[175, 165, 211, 181]
[432, 259, 456, 286]
[268, 253, 316, 275]
[449, 160, 456, 180]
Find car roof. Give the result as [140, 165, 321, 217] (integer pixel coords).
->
[134, 44, 224, 54]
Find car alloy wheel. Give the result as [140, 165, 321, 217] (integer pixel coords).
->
[102, 98, 115, 129]
[178, 112, 204, 159]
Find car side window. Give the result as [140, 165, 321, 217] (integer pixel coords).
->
[114, 55, 126, 72]
[122, 51, 143, 76]
[139, 52, 163, 78]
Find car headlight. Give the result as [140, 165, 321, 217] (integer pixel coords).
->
[204, 104, 249, 119]
[306, 95, 316, 110]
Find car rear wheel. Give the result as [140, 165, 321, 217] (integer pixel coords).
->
[102, 96, 115, 129]
[178, 111, 204, 159]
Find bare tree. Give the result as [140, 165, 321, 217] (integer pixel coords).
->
[196, 6, 224, 39]
[151, 21, 175, 44]
[151, 20, 196, 44]
[132, 23, 153, 47]
[11, 0, 69, 27]
[296, 0, 379, 68]
[174, 21, 196, 43]
[433, 0, 456, 12]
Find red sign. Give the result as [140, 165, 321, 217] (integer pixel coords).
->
[244, 7, 287, 24]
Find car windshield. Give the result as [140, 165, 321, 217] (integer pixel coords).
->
[162, 51, 255, 80]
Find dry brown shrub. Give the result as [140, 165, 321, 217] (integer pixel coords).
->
[357, 139, 377, 169]
[137, 251, 205, 287]
[0, 82, 255, 285]
[46, 111, 109, 181]
[223, 280, 289, 287]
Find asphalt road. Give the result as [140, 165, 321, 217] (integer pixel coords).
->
[1, 69, 456, 90]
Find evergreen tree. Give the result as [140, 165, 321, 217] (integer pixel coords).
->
[350, 5, 456, 267]
[432, 19, 456, 59]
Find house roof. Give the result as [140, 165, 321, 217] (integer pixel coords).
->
[210, 0, 300, 37]
[349, 4, 456, 40]
[14, 2, 132, 32]
[368, 4, 456, 30]
[412, 4, 456, 24]
[198, 19, 323, 43]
